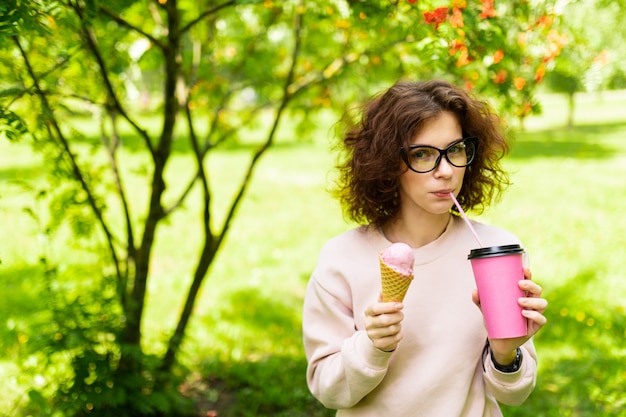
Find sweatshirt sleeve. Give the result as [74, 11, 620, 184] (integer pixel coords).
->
[302, 273, 392, 409]
[483, 339, 538, 406]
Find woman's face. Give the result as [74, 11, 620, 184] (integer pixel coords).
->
[397, 111, 466, 219]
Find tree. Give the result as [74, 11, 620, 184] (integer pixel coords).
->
[544, 0, 626, 127]
[0, 0, 562, 415]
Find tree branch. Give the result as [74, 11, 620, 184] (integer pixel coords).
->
[180, 0, 237, 34]
[122, 0, 182, 348]
[216, 5, 304, 251]
[159, 1, 305, 373]
[99, 6, 165, 50]
[6, 45, 83, 108]
[12, 35, 124, 297]
[71, 2, 156, 158]
[100, 107, 136, 308]
[163, 10, 274, 214]
[287, 37, 411, 99]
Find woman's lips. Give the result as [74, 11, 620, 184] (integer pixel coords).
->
[433, 189, 453, 198]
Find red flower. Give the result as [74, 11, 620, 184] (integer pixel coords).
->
[449, 39, 466, 55]
[408, 0, 417, 4]
[493, 49, 504, 64]
[493, 69, 507, 84]
[456, 50, 470, 67]
[535, 64, 546, 82]
[424, 7, 449, 30]
[535, 14, 554, 28]
[450, 7, 464, 28]
[479, 0, 496, 19]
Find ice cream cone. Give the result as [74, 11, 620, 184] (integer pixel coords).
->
[379, 254, 413, 302]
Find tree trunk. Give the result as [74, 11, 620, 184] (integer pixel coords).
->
[567, 91, 575, 129]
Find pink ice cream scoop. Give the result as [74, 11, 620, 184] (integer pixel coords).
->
[379, 242, 414, 302]
[380, 242, 414, 275]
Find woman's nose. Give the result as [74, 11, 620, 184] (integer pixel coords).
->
[434, 156, 454, 177]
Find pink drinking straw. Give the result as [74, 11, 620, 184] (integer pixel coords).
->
[449, 192, 484, 247]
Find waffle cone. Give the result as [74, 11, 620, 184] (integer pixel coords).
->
[379, 254, 413, 302]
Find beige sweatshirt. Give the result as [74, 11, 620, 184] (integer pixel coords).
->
[302, 215, 537, 416]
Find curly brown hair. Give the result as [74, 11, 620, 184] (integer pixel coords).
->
[332, 79, 511, 228]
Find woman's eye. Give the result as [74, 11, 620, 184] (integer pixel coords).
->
[448, 143, 466, 155]
[411, 149, 434, 160]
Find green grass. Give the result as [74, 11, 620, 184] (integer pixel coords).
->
[1, 90, 626, 416]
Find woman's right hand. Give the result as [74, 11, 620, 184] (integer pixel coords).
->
[364, 298, 405, 352]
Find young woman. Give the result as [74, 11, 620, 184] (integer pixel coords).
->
[302, 80, 548, 416]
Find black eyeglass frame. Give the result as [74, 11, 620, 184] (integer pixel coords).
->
[400, 136, 478, 174]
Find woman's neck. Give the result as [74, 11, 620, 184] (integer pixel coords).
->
[381, 213, 451, 249]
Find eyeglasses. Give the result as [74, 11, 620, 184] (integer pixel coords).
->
[400, 137, 478, 173]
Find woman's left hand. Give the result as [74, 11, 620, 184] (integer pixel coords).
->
[472, 268, 548, 365]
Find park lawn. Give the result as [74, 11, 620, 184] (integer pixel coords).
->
[0, 90, 625, 416]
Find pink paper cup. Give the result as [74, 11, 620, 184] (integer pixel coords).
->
[468, 244, 527, 339]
